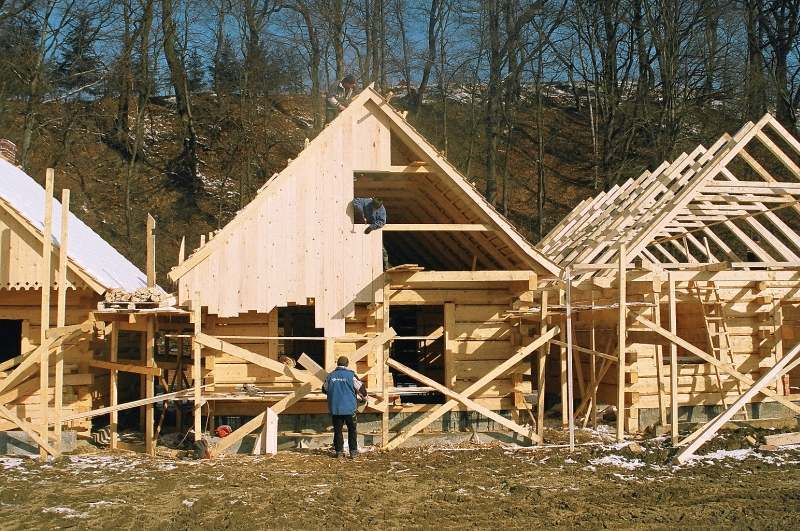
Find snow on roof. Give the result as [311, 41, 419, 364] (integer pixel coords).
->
[0, 159, 149, 293]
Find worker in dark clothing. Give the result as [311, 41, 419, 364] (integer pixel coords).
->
[746, 234, 762, 262]
[353, 197, 386, 234]
[353, 197, 390, 270]
[325, 74, 357, 125]
[322, 356, 367, 458]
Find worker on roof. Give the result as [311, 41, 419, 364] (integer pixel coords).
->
[322, 356, 368, 458]
[353, 197, 386, 234]
[324, 74, 358, 125]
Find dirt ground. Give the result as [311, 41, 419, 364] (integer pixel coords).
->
[1, 427, 798, 531]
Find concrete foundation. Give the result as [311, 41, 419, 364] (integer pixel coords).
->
[0, 430, 78, 456]
[637, 400, 800, 430]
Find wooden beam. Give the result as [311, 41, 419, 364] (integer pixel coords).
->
[669, 273, 679, 445]
[0, 327, 86, 395]
[763, 431, 800, 446]
[58, 386, 208, 422]
[193, 292, 202, 442]
[146, 214, 156, 287]
[39, 168, 54, 458]
[673, 342, 800, 464]
[386, 358, 540, 443]
[54, 188, 69, 452]
[0, 403, 59, 457]
[537, 291, 548, 441]
[383, 326, 559, 450]
[88, 359, 163, 376]
[109, 322, 119, 449]
[196, 332, 322, 383]
[382, 224, 494, 231]
[630, 311, 800, 414]
[346, 328, 397, 365]
[617, 244, 627, 441]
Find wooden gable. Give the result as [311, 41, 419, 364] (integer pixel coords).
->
[168, 86, 559, 334]
[0, 195, 96, 292]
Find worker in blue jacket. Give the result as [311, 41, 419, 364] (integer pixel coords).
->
[322, 356, 368, 458]
[353, 197, 386, 234]
[353, 197, 390, 270]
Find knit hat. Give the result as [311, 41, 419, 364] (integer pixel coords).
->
[371, 197, 383, 208]
[342, 74, 356, 85]
[337, 356, 349, 366]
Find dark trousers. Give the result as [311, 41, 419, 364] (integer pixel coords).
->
[332, 413, 357, 453]
[324, 106, 341, 125]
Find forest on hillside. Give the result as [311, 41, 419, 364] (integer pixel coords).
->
[0, 0, 798, 287]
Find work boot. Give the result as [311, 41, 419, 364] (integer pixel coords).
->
[349, 450, 358, 458]
[335, 451, 344, 458]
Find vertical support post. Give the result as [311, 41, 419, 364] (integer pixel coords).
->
[145, 317, 155, 455]
[669, 272, 679, 444]
[178, 236, 185, 265]
[39, 168, 54, 458]
[537, 291, 548, 441]
[146, 214, 156, 288]
[774, 304, 784, 395]
[54, 189, 69, 451]
[559, 283, 568, 428]
[566, 267, 574, 452]
[617, 244, 627, 442]
[589, 290, 597, 430]
[444, 302, 456, 391]
[176, 337, 184, 432]
[110, 322, 119, 449]
[653, 287, 667, 426]
[380, 277, 391, 446]
[193, 292, 202, 442]
[324, 339, 335, 371]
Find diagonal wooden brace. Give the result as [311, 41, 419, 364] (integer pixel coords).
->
[382, 326, 559, 451]
[630, 311, 800, 415]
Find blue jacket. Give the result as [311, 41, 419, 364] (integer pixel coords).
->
[353, 197, 386, 230]
[322, 366, 363, 416]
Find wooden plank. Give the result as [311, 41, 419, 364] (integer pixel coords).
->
[763, 431, 800, 446]
[383, 223, 493, 231]
[389, 289, 513, 305]
[195, 332, 317, 383]
[617, 244, 627, 440]
[252, 408, 278, 455]
[39, 169, 55, 458]
[674, 342, 800, 464]
[88, 359, 162, 376]
[54, 188, 69, 450]
[57, 385, 206, 422]
[0, 327, 85, 395]
[146, 214, 155, 287]
[383, 326, 559, 450]
[387, 358, 540, 443]
[0, 403, 59, 457]
[630, 310, 800, 414]
[537, 291, 548, 440]
[346, 328, 398, 365]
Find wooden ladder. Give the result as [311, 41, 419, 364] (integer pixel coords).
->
[692, 281, 748, 420]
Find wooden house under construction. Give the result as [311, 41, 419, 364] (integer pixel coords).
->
[3, 87, 800, 458]
[0, 159, 154, 455]
[532, 113, 800, 449]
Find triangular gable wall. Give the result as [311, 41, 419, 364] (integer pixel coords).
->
[169, 87, 559, 335]
[538, 114, 800, 274]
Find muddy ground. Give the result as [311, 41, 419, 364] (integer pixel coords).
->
[0, 427, 798, 531]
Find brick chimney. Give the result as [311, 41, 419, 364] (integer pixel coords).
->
[0, 139, 17, 165]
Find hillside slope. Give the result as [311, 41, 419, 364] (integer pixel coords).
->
[1, 90, 740, 290]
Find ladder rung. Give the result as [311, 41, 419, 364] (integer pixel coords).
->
[705, 317, 724, 320]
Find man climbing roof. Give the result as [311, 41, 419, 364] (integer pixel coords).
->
[325, 74, 358, 125]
